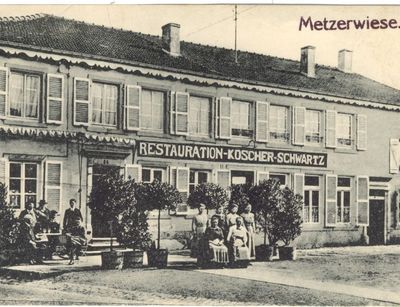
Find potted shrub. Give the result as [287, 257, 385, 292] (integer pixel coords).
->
[88, 173, 133, 269]
[249, 179, 281, 261]
[275, 187, 303, 261]
[187, 182, 229, 213]
[135, 180, 181, 268]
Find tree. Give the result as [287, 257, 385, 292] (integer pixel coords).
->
[187, 183, 229, 211]
[229, 183, 252, 213]
[275, 187, 303, 246]
[135, 180, 181, 250]
[0, 182, 20, 250]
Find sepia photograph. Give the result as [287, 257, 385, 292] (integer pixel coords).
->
[0, 3, 400, 305]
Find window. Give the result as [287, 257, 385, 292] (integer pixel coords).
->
[337, 177, 351, 223]
[92, 82, 118, 126]
[142, 168, 165, 183]
[305, 110, 322, 144]
[304, 175, 320, 223]
[231, 100, 253, 137]
[189, 170, 209, 194]
[337, 113, 353, 147]
[9, 72, 40, 119]
[141, 89, 165, 131]
[269, 105, 289, 142]
[9, 162, 38, 209]
[270, 173, 287, 187]
[189, 96, 210, 136]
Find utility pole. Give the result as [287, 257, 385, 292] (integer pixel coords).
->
[234, 4, 238, 64]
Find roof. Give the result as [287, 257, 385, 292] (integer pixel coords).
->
[0, 14, 399, 105]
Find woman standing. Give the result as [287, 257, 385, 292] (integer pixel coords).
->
[191, 203, 208, 260]
[211, 204, 227, 236]
[241, 204, 256, 260]
[226, 204, 241, 229]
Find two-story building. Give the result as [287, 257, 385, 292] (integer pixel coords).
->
[1, 14, 400, 247]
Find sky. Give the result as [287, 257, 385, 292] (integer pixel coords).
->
[1, 4, 400, 89]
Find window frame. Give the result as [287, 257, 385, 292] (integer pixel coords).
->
[269, 172, 288, 187]
[141, 167, 166, 183]
[188, 95, 211, 137]
[337, 176, 352, 224]
[9, 162, 38, 210]
[269, 105, 290, 143]
[140, 88, 166, 132]
[336, 113, 353, 148]
[189, 169, 210, 194]
[231, 99, 253, 138]
[303, 175, 320, 224]
[305, 109, 322, 145]
[90, 81, 119, 128]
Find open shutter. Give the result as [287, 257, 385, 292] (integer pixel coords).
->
[356, 176, 369, 226]
[325, 174, 337, 227]
[0, 157, 7, 184]
[168, 166, 177, 187]
[256, 171, 269, 184]
[357, 114, 367, 151]
[176, 167, 189, 202]
[170, 92, 176, 134]
[390, 139, 400, 174]
[125, 85, 141, 131]
[325, 110, 337, 148]
[215, 169, 231, 189]
[46, 74, 64, 124]
[125, 164, 141, 182]
[0, 67, 8, 118]
[218, 97, 232, 139]
[175, 92, 189, 135]
[256, 101, 269, 142]
[45, 161, 62, 212]
[73, 77, 90, 126]
[293, 173, 304, 196]
[293, 107, 306, 146]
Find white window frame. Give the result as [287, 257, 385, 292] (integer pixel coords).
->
[46, 73, 64, 124]
[189, 170, 210, 193]
[304, 175, 320, 224]
[269, 105, 289, 143]
[91, 81, 118, 128]
[231, 100, 253, 138]
[142, 167, 166, 183]
[305, 109, 322, 145]
[337, 177, 351, 224]
[141, 88, 165, 132]
[9, 161, 39, 210]
[270, 172, 288, 187]
[189, 95, 210, 137]
[337, 113, 353, 148]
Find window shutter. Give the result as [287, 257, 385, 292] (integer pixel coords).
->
[256, 101, 269, 142]
[175, 92, 189, 135]
[46, 74, 64, 124]
[125, 85, 141, 131]
[218, 97, 232, 139]
[73, 77, 90, 125]
[0, 67, 8, 118]
[176, 167, 189, 202]
[169, 166, 177, 187]
[325, 174, 337, 227]
[357, 176, 369, 226]
[170, 91, 176, 134]
[357, 114, 367, 151]
[293, 107, 306, 146]
[125, 164, 141, 182]
[215, 169, 231, 189]
[0, 157, 7, 184]
[325, 110, 337, 148]
[45, 161, 62, 212]
[390, 139, 400, 174]
[293, 173, 304, 196]
[256, 171, 269, 184]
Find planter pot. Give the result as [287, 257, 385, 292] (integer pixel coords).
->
[255, 245, 274, 262]
[147, 249, 168, 268]
[101, 250, 124, 270]
[278, 246, 297, 261]
[123, 250, 144, 269]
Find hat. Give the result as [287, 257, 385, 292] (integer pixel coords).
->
[39, 199, 48, 206]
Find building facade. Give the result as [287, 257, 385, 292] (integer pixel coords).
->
[0, 14, 400, 247]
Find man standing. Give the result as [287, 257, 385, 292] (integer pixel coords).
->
[63, 199, 85, 265]
[35, 200, 51, 233]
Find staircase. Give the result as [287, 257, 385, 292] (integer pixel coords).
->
[87, 237, 121, 256]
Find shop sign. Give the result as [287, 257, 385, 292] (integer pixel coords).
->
[137, 141, 327, 168]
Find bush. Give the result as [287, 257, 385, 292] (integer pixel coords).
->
[0, 182, 20, 250]
[229, 183, 252, 213]
[187, 183, 229, 210]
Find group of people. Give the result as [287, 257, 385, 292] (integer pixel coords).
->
[192, 203, 256, 267]
[18, 198, 86, 265]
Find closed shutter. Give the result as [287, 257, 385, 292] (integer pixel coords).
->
[256, 101, 269, 142]
[73, 78, 90, 125]
[175, 92, 189, 135]
[215, 169, 230, 189]
[357, 114, 367, 151]
[390, 139, 400, 174]
[357, 176, 369, 226]
[176, 167, 189, 202]
[256, 171, 269, 184]
[218, 97, 232, 139]
[125, 164, 141, 182]
[169, 166, 177, 187]
[125, 85, 141, 131]
[325, 174, 337, 227]
[45, 161, 62, 212]
[46, 74, 64, 124]
[293, 107, 306, 146]
[0, 67, 8, 118]
[293, 173, 304, 196]
[325, 110, 337, 148]
[0, 157, 7, 184]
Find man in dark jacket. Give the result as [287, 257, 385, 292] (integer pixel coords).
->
[63, 198, 85, 265]
[19, 215, 45, 264]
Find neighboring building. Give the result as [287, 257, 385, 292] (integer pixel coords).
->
[0, 14, 400, 247]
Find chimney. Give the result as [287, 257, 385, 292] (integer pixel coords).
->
[162, 23, 180, 56]
[338, 49, 353, 73]
[300, 46, 316, 78]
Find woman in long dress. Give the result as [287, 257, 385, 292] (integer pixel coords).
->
[241, 204, 256, 260]
[191, 203, 208, 259]
[202, 216, 228, 267]
[227, 217, 250, 265]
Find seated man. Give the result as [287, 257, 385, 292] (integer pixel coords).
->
[226, 217, 250, 265]
[19, 216, 46, 264]
[201, 216, 228, 267]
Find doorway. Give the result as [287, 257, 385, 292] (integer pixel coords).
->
[231, 170, 254, 185]
[91, 164, 121, 237]
[368, 199, 385, 245]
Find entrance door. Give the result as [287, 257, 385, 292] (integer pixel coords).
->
[368, 199, 385, 245]
[231, 170, 254, 185]
[91, 164, 121, 237]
